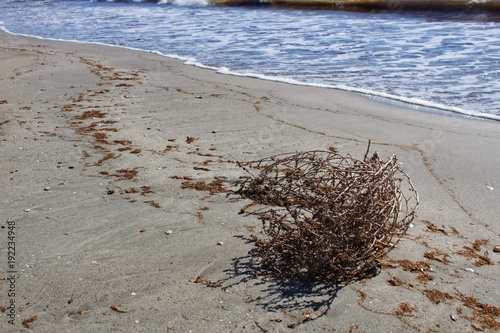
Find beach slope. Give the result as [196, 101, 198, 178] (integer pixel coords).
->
[1, 31, 499, 332]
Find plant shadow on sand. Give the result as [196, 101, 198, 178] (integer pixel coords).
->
[218, 235, 378, 328]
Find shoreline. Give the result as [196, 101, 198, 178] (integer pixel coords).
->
[2, 28, 498, 122]
[1, 30, 499, 332]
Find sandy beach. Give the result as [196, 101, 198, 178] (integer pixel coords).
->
[1, 30, 499, 332]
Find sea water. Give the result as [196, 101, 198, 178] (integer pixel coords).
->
[1, 0, 499, 119]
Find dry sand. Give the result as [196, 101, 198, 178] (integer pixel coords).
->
[1, 30, 499, 332]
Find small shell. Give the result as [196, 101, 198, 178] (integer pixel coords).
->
[217, 241, 224, 246]
[464, 268, 475, 273]
[493, 245, 500, 253]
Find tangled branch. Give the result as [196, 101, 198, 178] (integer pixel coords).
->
[236, 147, 418, 284]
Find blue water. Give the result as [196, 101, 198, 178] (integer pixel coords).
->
[1, 0, 499, 119]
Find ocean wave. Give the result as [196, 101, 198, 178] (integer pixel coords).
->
[157, 0, 210, 5]
[216, 0, 500, 12]
[98, 0, 500, 11]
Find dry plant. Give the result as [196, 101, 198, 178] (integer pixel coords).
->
[181, 177, 227, 195]
[21, 315, 37, 329]
[235, 144, 418, 284]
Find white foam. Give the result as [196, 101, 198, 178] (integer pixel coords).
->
[158, 0, 210, 5]
[215, 65, 500, 121]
